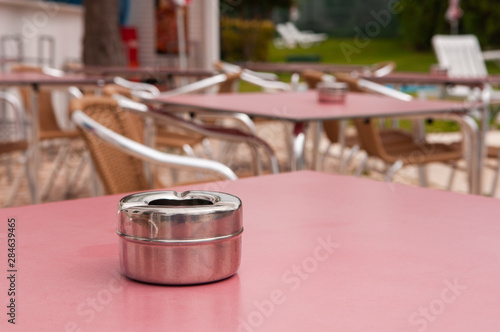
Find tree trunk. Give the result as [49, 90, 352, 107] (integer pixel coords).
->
[83, 0, 126, 66]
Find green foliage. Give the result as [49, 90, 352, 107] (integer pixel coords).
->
[398, 0, 500, 50]
[461, 0, 500, 49]
[220, 18, 275, 62]
[397, 0, 449, 51]
[221, 0, 293, 20]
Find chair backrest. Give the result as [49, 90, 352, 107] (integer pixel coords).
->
[285, 22, 304, 38]
[302, 70, 326, 89]
[70, 96, 149, 194]
[103, 84, 135, 100]
[276, 23, 294, 42]
[333, 72, 366, 93]
[11, 64, 64, 135]
[432, 34, 488, 78]
[216, 72, 241, 93]
[0, 91, 29, 154]
[334, 72, 410, 160]
[301, 70, 341, 143]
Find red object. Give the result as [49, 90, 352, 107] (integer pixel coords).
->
[446, 0, 463, 22]
[121, 26, 139, 67]
[2, 171, 500, 330]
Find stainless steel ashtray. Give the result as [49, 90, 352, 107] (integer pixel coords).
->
[317, 81, 348, 103]
[117, 190, 243, 285]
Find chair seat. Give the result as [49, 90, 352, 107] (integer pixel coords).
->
[40, 130, 80, 140]
[0, 141, 29, 153]
[488, 146, 500, 158]
[344, 129, 413, 148]
[385, 141, 462, 165]
[155, 128, 205, 149]
[379, 129, 414, 145]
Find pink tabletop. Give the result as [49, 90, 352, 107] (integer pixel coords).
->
[0, 72, 111, 86]
[154, 91, 471, 121]
[365, 71, 500, 87]
[75, 66, 216, 77]
[1, 171, 500, 331]
[241, 62, 367, 73]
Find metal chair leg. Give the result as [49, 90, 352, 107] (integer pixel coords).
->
[489, 152, 500, 197]
[446, 162, 458, 191]
[417, 165, 428, 187]
[66, 150, 90, 197]
[354, 153, 368, 177]
[3, 166, 24, 207]
[89, 161, 101, 197]
[291, 123, 306, 171]
[183, 144, 204, 181]
[384, 160, 403, 182]
[319, 142, 332, 171]
[341, 145, 360, 174]
[24, 151, 37, 205]
[41, 142, 70, 201]
[201, 139, 214, 160]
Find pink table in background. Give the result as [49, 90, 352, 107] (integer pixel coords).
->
[151, 91, 481, 193]
[1, 171, 500, 331]
[364, 71, 500, 169]
[69, 66, 216, 89]
[72, 66, 216, 77]
[364, 71, 500, 87]
[240, 61, 368, 74]
[0, 72, 111, 203]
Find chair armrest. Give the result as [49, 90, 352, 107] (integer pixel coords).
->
[216, 62, 279, 81]
[114, 77, 161, 96]
[482, 50, 500, 62]
[71, 110, 238, 180]
[116, 96, 280, 174]
[155, 74, 229, 98]
[358, 79, 413, 101]
[216, 62, 290, 91]
[194, 111, 257, 135]
[0, 91, 28, 140]
[41, 66, 65, 77]
[240, 71, 291, 91]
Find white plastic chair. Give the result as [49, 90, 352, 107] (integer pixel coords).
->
[431, 34, 500, 99]
[432, 34, 488, 77]
[432, 34, 500, 195]
[273, 22, 327, 49]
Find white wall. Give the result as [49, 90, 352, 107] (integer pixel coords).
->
[0, 0, 83, 69]
[0, 0, 219, 70]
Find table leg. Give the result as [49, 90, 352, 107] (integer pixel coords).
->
[30, 83, 40, 203]
[478, 86, 491, 194]
[444, 113, 480, 194]
[310, 120, 323, 171]
[338, 119, 348, 173]
[291, 122, 306, 171]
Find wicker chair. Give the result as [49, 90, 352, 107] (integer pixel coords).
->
[333, 72, 463, 183]
[302, 70, 415, 172]
[0, 91, 36, 207]
[102, 84, 204, 154]
[70, 96, 237, 195]
[114, 74, 275, 176]
[11, 64, 81, 200]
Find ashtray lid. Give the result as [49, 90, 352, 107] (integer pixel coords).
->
[117, 191, 242, 241]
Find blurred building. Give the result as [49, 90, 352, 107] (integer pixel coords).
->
[0, 0, 219, 69]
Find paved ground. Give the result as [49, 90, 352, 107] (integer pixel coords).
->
[1, 122, 500, 208]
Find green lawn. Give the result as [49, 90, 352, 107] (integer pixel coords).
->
[268, 38, 500, 73]
[268, 38, 436, 72]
